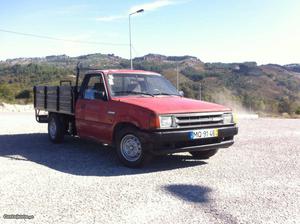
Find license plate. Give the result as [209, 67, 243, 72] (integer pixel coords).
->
[189, 129, 218, 140]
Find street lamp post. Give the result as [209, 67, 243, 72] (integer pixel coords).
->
[129, 9, 144, 70]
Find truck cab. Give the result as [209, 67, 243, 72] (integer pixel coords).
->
[34, 69, 238, 167]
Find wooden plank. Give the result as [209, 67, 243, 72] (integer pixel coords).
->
[34, 85, 74, 115]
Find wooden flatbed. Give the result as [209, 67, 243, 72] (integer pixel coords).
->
[33, 85, 76, 122]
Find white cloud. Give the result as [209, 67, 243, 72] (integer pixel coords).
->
[129, 0, 177, 13]
[96, 0, 182, 22]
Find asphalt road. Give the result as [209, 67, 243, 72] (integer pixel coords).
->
[0, 112, 299, 224]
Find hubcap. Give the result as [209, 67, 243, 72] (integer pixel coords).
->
[49, 118, 57, 139]
[120, 134, 142, 162]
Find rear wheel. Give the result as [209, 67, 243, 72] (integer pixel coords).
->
[48, 114, 65, 143]
[115, 127, 152, 168]
[190, 149, 218, 159]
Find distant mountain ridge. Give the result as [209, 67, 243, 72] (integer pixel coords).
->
[284, 64, 300, 73]
[0, 53, 300, 116]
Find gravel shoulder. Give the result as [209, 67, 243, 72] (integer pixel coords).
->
[0, 103, 34, 113]
[0, 112, 299, 224]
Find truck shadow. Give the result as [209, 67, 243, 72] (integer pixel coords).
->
[163, 184, 239, 223]
[0, 133, 206, 176]
[163, 184, 212, 203]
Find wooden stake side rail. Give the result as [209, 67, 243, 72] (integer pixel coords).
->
[33, 86, 75, 115]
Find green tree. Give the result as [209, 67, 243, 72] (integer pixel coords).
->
[278, 97, 293, 114]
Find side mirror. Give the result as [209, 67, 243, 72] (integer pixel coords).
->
[179, 90, 184, 97]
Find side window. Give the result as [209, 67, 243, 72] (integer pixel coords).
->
[83, 74, 106, 100]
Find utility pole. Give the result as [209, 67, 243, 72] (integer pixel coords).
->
[199, 83, 202, 100]
[129, 14, 132, 69]
[176, 62, 179, 90]
[129, 9, 144, 70]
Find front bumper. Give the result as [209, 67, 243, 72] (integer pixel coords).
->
[144, 125, 238, 155]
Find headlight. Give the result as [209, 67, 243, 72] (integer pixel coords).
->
[159, 116, 173, 128]
[223, 113, 233, 124]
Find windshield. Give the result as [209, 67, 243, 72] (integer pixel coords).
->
[107, 73, 180, 97]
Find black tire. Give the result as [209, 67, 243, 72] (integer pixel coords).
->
[48, 114, 65, 143]
[190, 149, 218, 159]
[115, 127, 152, 168]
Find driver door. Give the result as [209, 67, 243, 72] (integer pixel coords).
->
[75, 73, 111, 142]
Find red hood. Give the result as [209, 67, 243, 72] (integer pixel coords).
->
[113, 96, 230, 114]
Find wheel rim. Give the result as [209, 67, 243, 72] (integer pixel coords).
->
[49, 118, 57, 139]
[120, 134, 142, 162]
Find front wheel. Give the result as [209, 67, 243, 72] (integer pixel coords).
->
[115, 127, 152, 168]
[190, 149, 218, 159]
[48, 114, 65, 143]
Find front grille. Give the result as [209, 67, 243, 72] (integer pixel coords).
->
[174, 112, 224, 128]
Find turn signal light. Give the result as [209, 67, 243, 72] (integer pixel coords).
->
[149, 115, 160, 129]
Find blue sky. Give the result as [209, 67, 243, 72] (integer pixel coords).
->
[0, 0, 299, 64]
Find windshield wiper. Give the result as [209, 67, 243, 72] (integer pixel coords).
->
[153, 92, 180, 96]
[114, 91, 154, 97]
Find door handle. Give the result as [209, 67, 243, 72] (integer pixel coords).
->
[107, 111, 115, 115]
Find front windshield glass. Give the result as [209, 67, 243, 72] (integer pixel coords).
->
[108, 73, 180, 97]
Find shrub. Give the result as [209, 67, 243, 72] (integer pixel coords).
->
[15, 89, 32, 99]
[181, 67, 204, 81]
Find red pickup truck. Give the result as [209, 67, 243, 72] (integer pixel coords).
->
[34, 69, 238, 167]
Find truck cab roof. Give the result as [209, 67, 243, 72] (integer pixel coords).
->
[87, 69, 160, 76]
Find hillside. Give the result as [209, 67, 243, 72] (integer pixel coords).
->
[1, 53, 300, 116]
